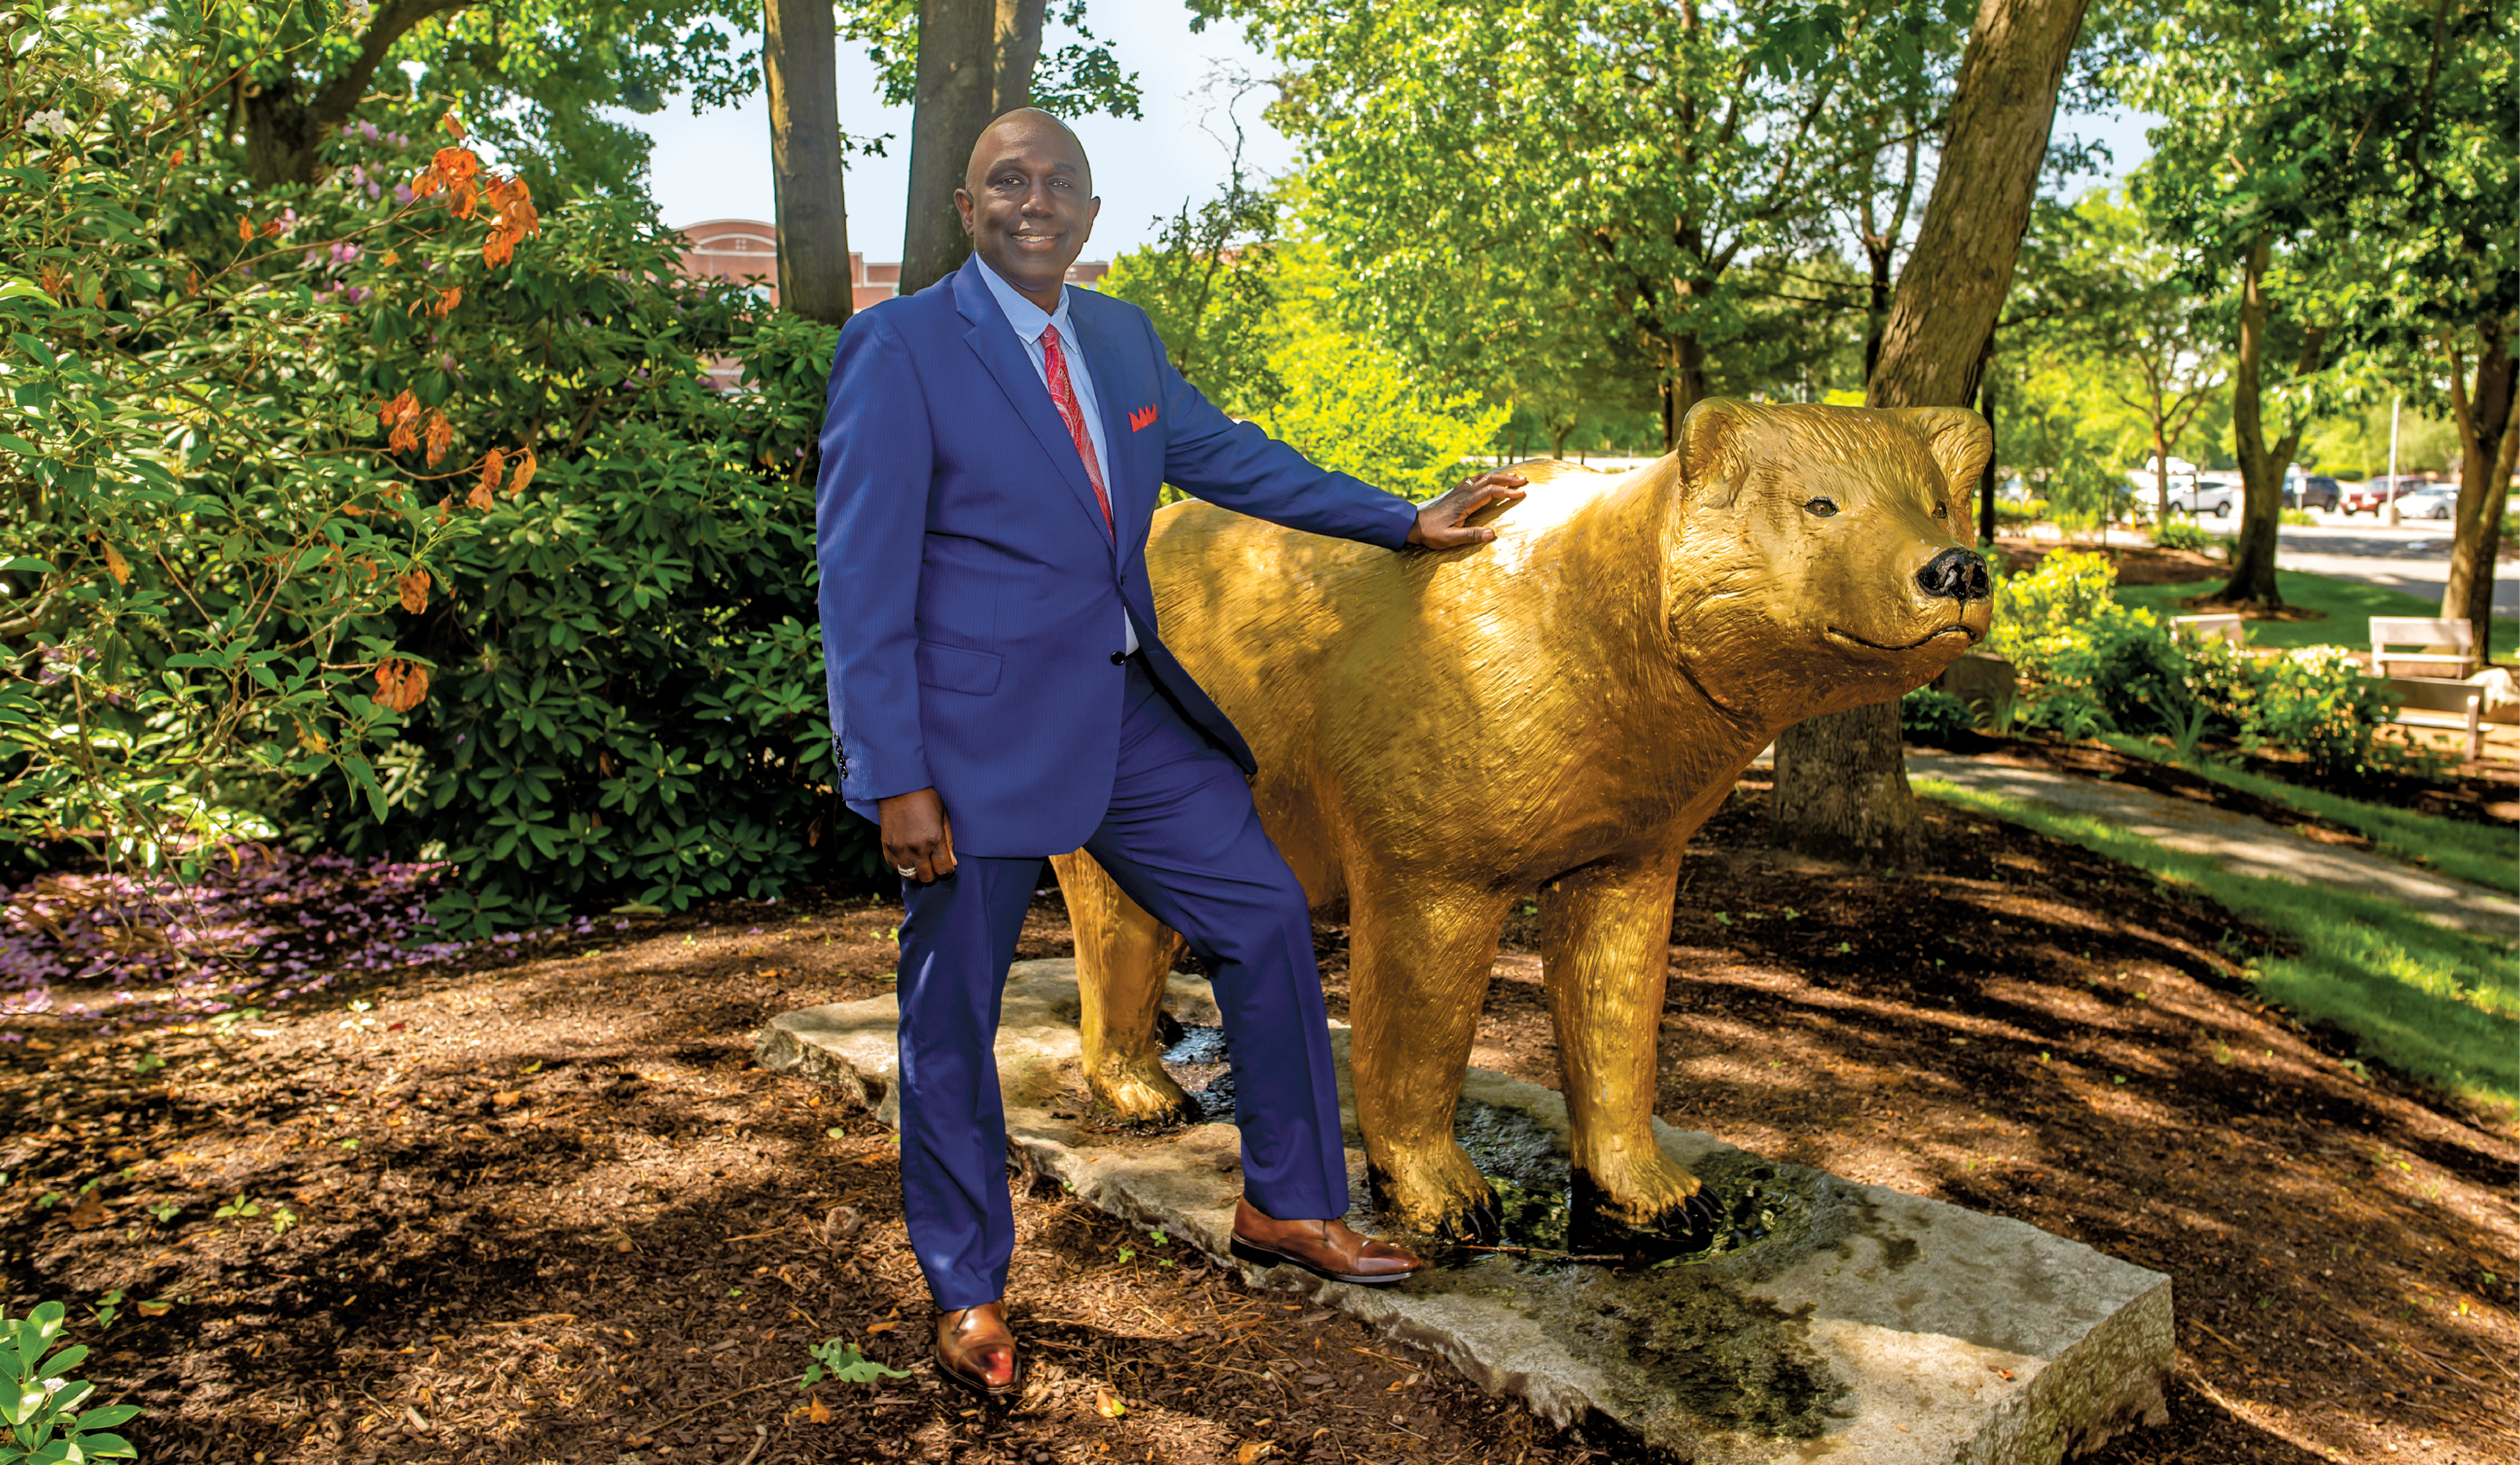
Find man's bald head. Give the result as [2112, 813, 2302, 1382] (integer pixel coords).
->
[955, 107, 1100, 313]
[965, 108, 1092, 194]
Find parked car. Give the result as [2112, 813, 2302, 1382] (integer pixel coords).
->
[2165, 478, 2240, 517]
[2285, 473, 2340, 511]
[2394, 485, 2460, 520]
[2340, 475, 2432, 515]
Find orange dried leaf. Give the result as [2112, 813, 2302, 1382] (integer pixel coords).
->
[397, 568, 430, 614]
[238, 215, 255, 242]
[432, 285, 462, 317]
[443, 111, 466, 140]
[805, 1394, 833, 1424]
[66, 1194, 108, 1229]
[423, 410, 453, 466]
[1094, 1387, 1127, 1419]
[102, 544, 130, 586]
[509, 447, 537, 498]
[375, 659, 431, 713]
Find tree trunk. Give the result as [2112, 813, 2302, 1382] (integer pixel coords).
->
[238, 0, 470, 185]
[898, 0, 997, 297]
[1774, 0, 2087, 864]
[1772, 705, 1926, 867]
[2216, 234, 2322, 608]
[2441, 321, 2516, 662]
[993, 0, 1047, 114]
[765, 0, 853, 326]
[1863, 0, 2092, 411]
[1863, 238, 1895, 385]
[1977, 357, 1998, 545]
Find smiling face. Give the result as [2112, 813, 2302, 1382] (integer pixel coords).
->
[955, 109, 1100, 314]
[1663, 401, 1994, 721]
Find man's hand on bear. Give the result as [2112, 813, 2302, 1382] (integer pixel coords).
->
[1408, 471, 1530, 550]
[879, 787, 957, 883]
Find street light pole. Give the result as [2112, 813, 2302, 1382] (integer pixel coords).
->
[2384, 394, 2402, 528]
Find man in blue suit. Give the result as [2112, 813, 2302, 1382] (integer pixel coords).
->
[816, 109, 1526, 1397]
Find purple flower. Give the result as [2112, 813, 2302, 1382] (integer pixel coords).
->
[394, 182, 415, 206]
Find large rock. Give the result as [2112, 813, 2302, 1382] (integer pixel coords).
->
[757, 961, 2171, 1462]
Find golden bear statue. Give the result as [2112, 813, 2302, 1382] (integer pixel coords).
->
[1050, 400, 1995, 1248]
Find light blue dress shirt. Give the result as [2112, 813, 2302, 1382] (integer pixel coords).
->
[972, 255, 1136, 654]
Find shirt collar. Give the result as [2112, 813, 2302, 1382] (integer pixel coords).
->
[972, 253, 1074, 345]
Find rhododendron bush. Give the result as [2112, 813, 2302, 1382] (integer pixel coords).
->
[1, 4, 866, 940]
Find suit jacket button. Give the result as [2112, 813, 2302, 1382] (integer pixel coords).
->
[1110, 651, 1127, 665]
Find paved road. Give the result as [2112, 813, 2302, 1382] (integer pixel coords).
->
[1907, 748, 2518, 937]
[2274, 519, 2520, 615]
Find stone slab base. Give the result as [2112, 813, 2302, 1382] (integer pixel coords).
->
[756, 960, 2171, 1462]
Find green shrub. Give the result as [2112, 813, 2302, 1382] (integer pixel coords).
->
[2280, 508, 2318, 527]
[2, 9, 878, 930]
[295, 231, 878, 932]
[1994, 497, 2049, 523]
[1899, 687, 1977, 741]
[1, 1300, 139, 1461]
[2, 10, 477, 878]
[2151, 518, 2218, 552]
[1988, 552, 2432, 777]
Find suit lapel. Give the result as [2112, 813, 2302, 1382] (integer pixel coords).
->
[1063, 305, 1148, 567]
[952, 261, 1114, 548]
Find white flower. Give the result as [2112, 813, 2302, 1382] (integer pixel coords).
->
[93, 76, 129, 100]
[25, 109, 74, 140]
[343, 0, 373, 27]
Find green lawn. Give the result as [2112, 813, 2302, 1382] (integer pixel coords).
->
[1919, 778, 2520, 1118]
[2114, 568, 2520, 652]
[2095, 733, 2519, 893]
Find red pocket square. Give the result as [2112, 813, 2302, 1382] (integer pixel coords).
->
[1128, 404, 1158, 432]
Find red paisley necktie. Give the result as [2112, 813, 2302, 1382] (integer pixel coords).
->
[1040, 325, 1113, 534]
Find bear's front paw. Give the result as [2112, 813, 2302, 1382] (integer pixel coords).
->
[1568, 1165, 1723, 1257]
[1367, 1145, 1501, 1245]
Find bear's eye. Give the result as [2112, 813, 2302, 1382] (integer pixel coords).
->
[1928, 501, 1947, 518]
[1803, 497, 1839, 518]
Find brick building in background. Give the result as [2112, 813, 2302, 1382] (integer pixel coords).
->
[674, 219, 1108, 315]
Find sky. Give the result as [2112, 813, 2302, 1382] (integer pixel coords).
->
[629, 0, 2157, 267]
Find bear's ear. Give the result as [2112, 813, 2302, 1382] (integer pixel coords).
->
[1678, 398, 1762, 507]
[1894, 407, 1993, 503]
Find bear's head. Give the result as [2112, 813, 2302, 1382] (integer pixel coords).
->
[1661, 400, 1994, 722]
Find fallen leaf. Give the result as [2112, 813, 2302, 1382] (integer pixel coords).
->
[1235, 1443, 1274, 1464]
[864, 1320, 898, 1335]
[65, 1194, 108, 1229]
[134, 1301, 172, 1317]
[1095, 1386, 1127, 1419]
[492, 1091, 521, 1107]
[806, 1394, 832, 1424]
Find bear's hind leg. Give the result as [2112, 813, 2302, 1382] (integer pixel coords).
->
[1346, 876, 1514, 1242]
[1538, 853, 1720, 1252]
[1051, 850, 1198, 1124]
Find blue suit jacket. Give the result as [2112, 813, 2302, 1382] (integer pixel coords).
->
[816, 256, 1420, 857]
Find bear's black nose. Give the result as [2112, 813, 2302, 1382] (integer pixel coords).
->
[1916, 547, 1990, 602]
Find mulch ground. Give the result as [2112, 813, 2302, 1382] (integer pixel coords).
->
[3, 774, 2514, 1464]
[1991, 538, 2237, 589]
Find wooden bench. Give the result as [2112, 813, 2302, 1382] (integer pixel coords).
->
[2381, 675, 2485, 762]
[2371, 617, 2478, 679]
[2171, 613, 2247, 648]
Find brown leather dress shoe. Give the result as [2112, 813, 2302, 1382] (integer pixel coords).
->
[1228, 1196, 1423, 1286]
[934, 1300, 1021, 1398]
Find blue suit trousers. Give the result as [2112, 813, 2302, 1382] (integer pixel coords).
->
[894, 657, 1349, 1309]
